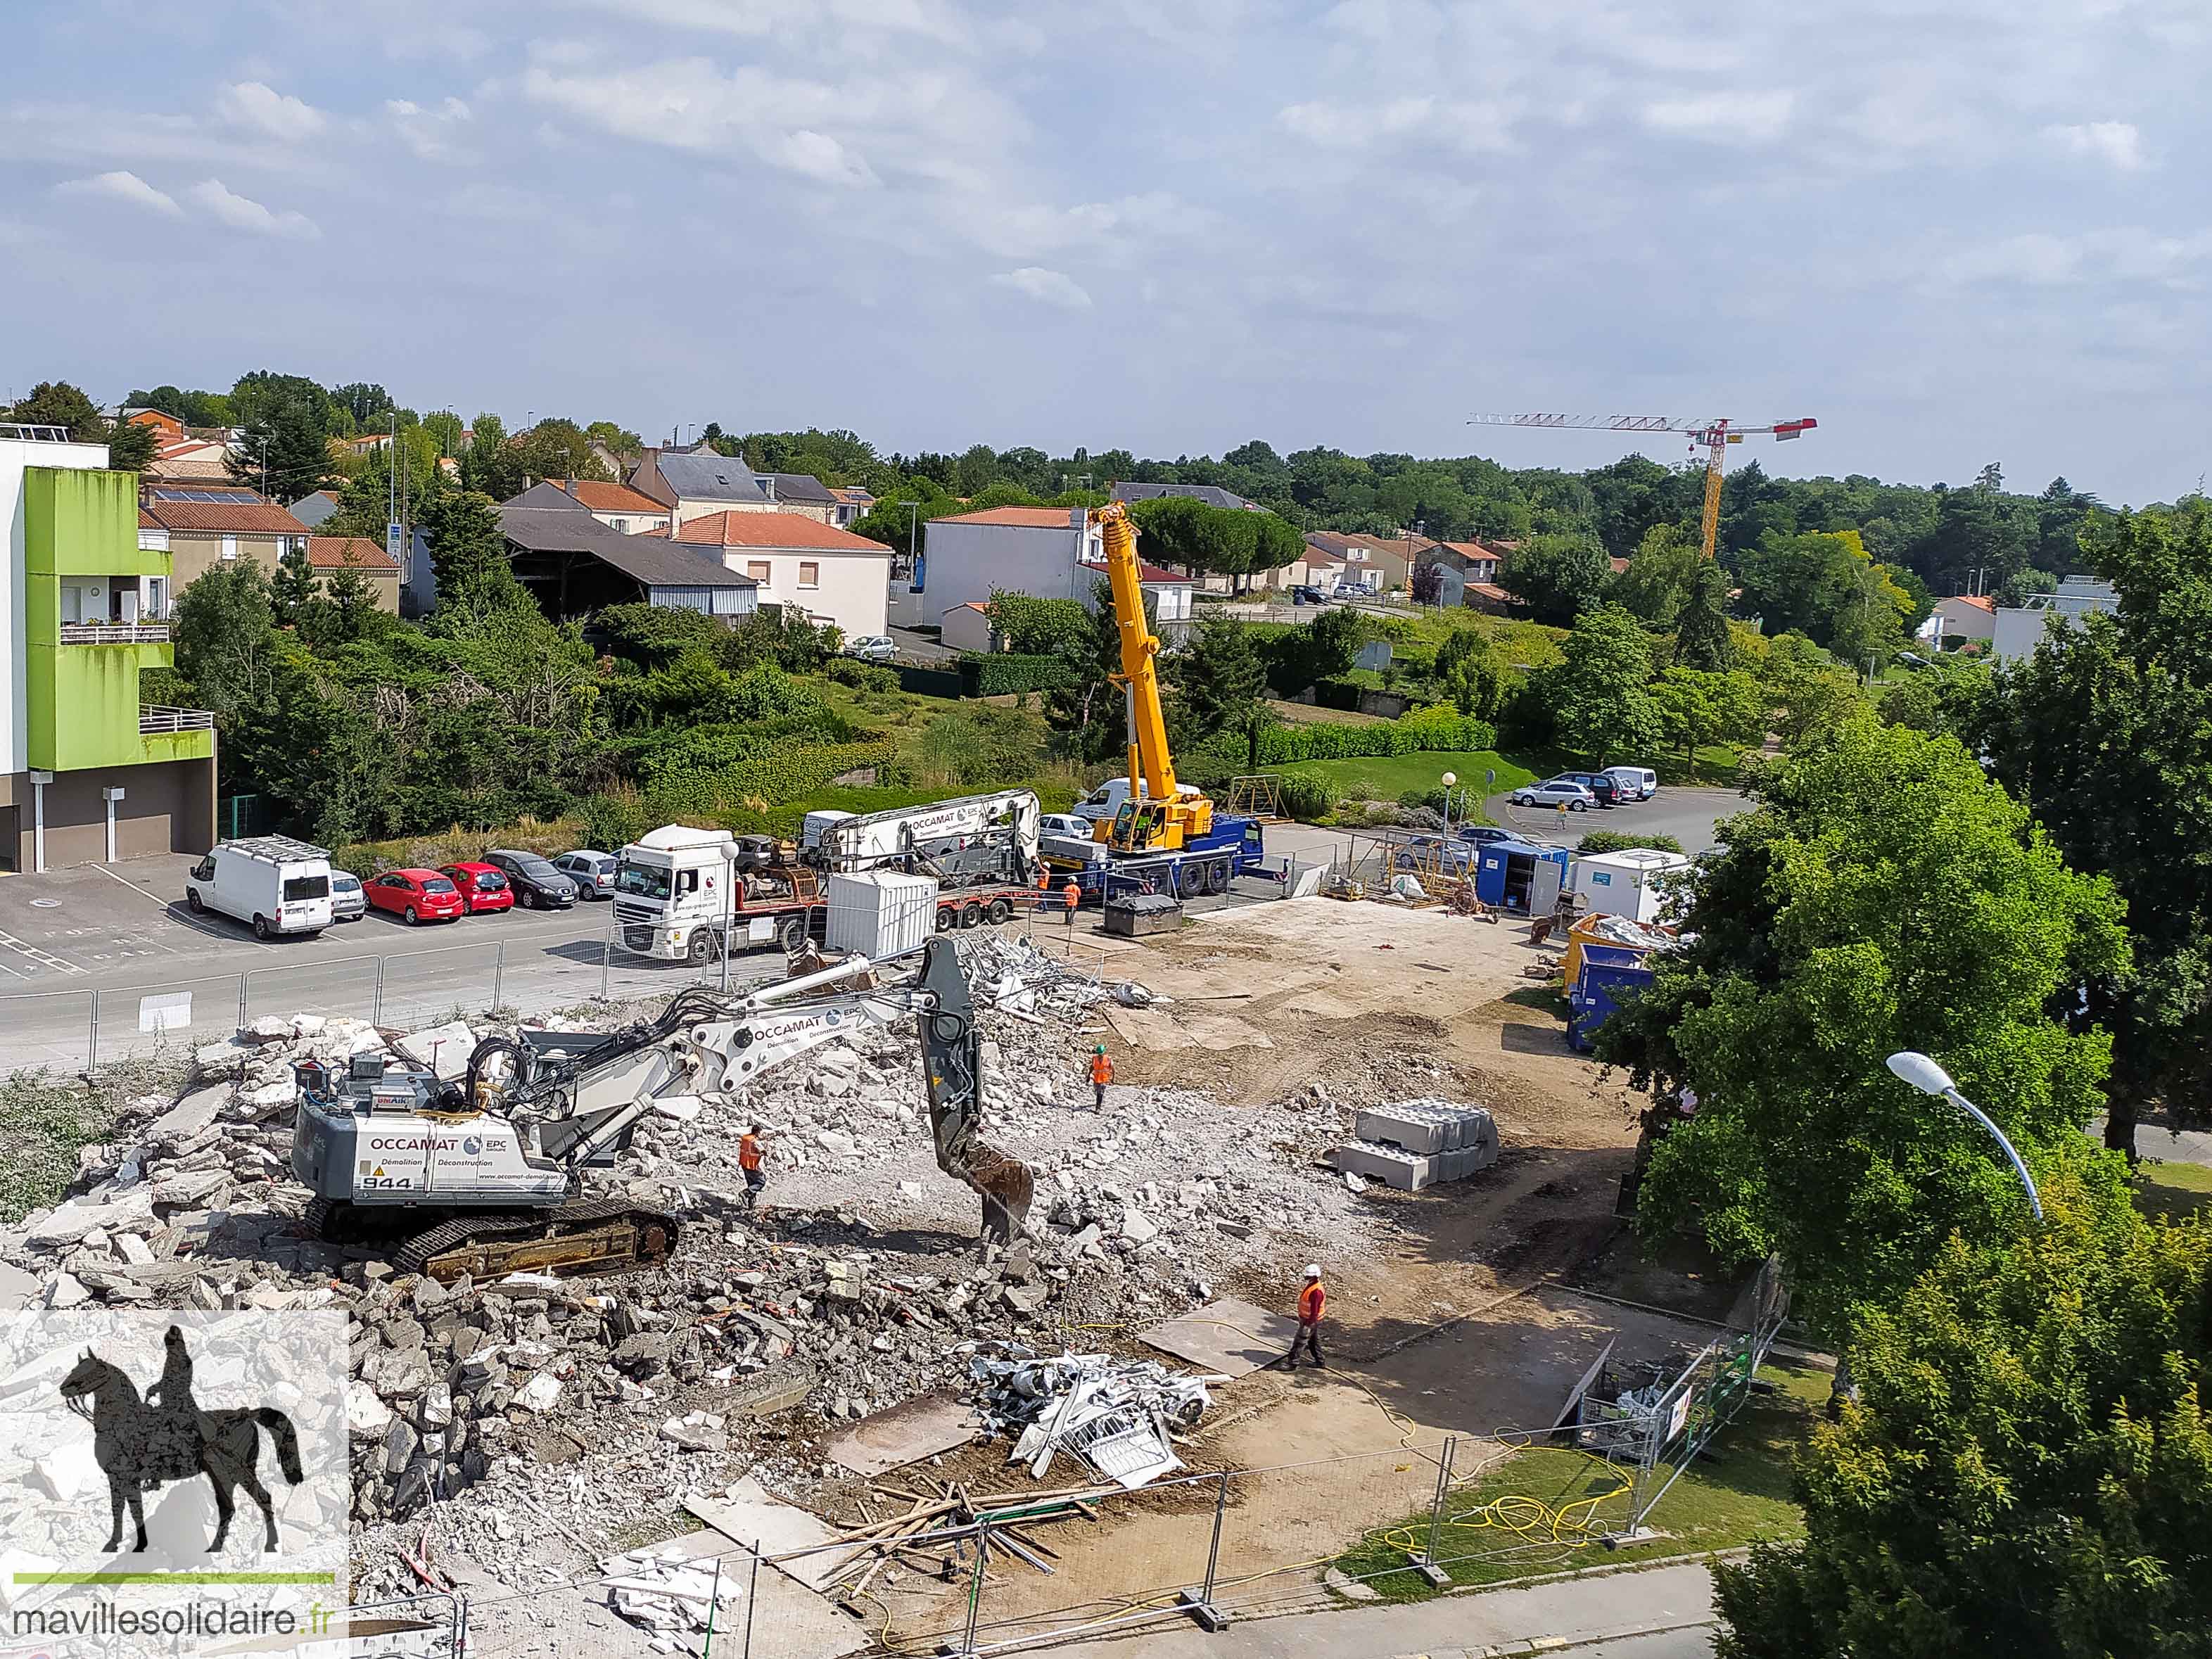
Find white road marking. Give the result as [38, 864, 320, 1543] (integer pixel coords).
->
[0, 927, 83, 976]
[90, 863, 175, 906]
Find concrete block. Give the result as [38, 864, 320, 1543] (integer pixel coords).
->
[1326, 1141, 1437, 1191]
[1355, 1107, 1450, 1156]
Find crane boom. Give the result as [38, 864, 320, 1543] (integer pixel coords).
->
[1089, 502, 1213, 853]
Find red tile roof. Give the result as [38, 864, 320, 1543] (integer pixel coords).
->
[939, 507, 1081, 528]
[1951, 593, 1996, 613]
[141, 495, 310, 535]
[308, 535, 399, 572]
[138, 509, 160, 529]
[671, 511, 892, 552]
[1080, 557, 1191, 585]
[559, 478, 668, 516]
[1469, 582, 1513, 602]
[1609, 556, 1631, 574]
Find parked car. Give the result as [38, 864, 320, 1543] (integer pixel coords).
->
[364, 869, 465, 925]
[485, 848, 577, 910]
[184, 836, 334, 940]
[1392, 834, 1480, 875]
[845, 635, 896, 662]
[329, 869, 367, 922]
[440, 862, 515, 915]
[1509, 780, 1598, 812]
[1038, 813, 1095, 841]
[1289, 585, 1333, 606]
[1451, 824, 1518, 848]
[553, 850, 617, 900]
[1549, 771, 1622, 808]
[1603, 765, 1659, 801]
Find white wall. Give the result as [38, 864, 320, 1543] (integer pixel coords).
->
[2, 437, 110, 775]
[939, 604, 995, 653]
[917, 518, 1097, 617]
[720, 549, 890, 638]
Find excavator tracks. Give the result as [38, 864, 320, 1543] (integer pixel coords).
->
[364, 1198, 681, 1284]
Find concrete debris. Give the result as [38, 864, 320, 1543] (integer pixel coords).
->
[960, 934, 1156, 1020]
[599, 1547, 743, 1639]
[970, 1349, 1213, 1489]
[1328, 1100, 1500, 1192]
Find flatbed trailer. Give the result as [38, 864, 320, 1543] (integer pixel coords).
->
[618, 867, 1055, 961]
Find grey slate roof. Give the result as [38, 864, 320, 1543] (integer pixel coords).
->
[497, 496, 756, 590]
[1110, 481, 1261, 513]
[766, 472, 837, 504]
[655, 450, 773, 504]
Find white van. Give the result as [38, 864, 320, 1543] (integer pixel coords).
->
[184, 836, 336, 939]
[1603, 766, 1659, 802]
[1069, 777, 1207, 826]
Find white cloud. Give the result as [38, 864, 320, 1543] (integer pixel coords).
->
[53, 170, 183, 217]
[2047, 120, 2145, 170]
[1933, 227, 2212, 288]
[1279, 95, 1511, 153]
[991, 267, 1093, 310]
[387, 96, 475, 160]
[1641, 89, 1795, 141]
[216, 81, 327, 143]
[187, 178, 321, 240]
[765, 129, 877, 186]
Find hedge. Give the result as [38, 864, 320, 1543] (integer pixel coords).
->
[648, 741, 903, 818]
[960, 653, 1067, 697]
[1256, 707, 1497, 764]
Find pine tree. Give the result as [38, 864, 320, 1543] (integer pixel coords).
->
[269, 539, 319, 625]
[229, 390, 331, 502]
[1674, 561, 1736, 671]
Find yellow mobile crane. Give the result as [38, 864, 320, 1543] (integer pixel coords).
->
[1091, 502, 1214, 854]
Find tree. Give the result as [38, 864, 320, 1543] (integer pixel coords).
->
[1595, 716, 2130, 1336]
[1610, 523, 1704, 628]
[1263, 605, 1363, 694]
[269, 538, 319, 627]
[1648, 667, 1764, 773]
[171, 564, 279, 730]
[1876, 655, 1990, 742]
[1973, 503, 2212, 1146]
[227, 370, 335, 431]
[421, 410, 466, 457]
[127, 384, 231, 426]
[1497, 532, 1610, 625]
[1674, 561, 1736, 670]
[1434, 629, 1504, 719]
[421, 490, 530, 630]
[1045, 579, 1135, 764]
[1714, 1178, 2212, 1659]
[229, 389, 331, 501]
[1996, 566, 2057, 609]
[8, 379, 152, 469]
[1409, 561, 1447, 606]
[1540, 604, 1662, 766]
[1168, 613, 1266, 751]
[1762, 632, 1863, 744]
[330, 383, 392, 429]
[984, 592, 1091, 657]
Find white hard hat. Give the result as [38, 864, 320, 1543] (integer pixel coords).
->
[1302, 1263, 1321, 1280]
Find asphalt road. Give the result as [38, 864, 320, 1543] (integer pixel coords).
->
[1488, 786, 1748, 856]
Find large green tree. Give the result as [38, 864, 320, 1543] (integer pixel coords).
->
[8, 380, 153, 469]
[421, 490, 529, 629]
[1596, 716, 2130, 1335]
[1539, 604, 1662, 766]
[1974, 502, 2212, 1145]
[1715, 1178, 2212, 1659]
[1497, 531, 1611, 625]
[170, 564, 280, 737]
[1044, 579, 1137, 765]
[1648, 666, 1765, 773]
[229, 388, 332, 500]
[1168, 612, 1267, 752]
[1674, 560, 1737, 670]
[1609, 523, 1705, 628]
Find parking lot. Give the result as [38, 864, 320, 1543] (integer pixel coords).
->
[1489, 785, 1746, 856]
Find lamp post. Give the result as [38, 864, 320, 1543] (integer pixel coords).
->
[897, 500, 921, 564]
[1884, 1051, 2044, 1221]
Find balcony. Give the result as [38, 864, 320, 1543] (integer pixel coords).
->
[140, 706, 215, 735]
[60, 621, 170, 644]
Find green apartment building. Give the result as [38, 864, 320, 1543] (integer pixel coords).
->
[1, 425, 216, 870]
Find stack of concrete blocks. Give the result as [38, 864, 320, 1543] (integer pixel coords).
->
[1327, 1099, 1500, 1192]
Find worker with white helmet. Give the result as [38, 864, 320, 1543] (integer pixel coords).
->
[1285, 1262, 1327, 1370]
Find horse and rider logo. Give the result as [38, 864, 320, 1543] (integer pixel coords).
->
[58, 1325, 304, 1555]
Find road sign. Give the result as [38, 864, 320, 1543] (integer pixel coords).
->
[386, 521, 405, 561]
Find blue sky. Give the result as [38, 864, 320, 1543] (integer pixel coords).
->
[4, 0, 2207, 503]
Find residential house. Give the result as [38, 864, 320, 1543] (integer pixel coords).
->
[1414, 538, 1511, 607]
[288, 490, 343, 527]
[627, 443, 780, 529]
[1302, 532, 1409, 594]
[497, 485, 756, 621]
[918, 506, 1103, 619]
[761, 473, 839, 525]
[1298, 541, 1349, 594]
[829, 485, 875, 529]
[1, 425, 216, 870]
[1108, 480, 1265, 514]
[670, 511, 894, 639]
[1080, 556, 1195, 630]
[1928, 593, 1995, 649]
[139, 485, 313, 591]
[291, 490, 433, 614]
[1992, 577, 2117, 663]
[547, 478, 672, 537]
[307, 536, 402, 613]
[125, 410, 235, 485]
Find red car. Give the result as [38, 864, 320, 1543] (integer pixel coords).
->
[364, 868, 465, 925]
[440, 862, 515, 915]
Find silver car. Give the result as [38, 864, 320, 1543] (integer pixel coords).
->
[329, 869, 368, 922]
[1509, 780, 1597, 812]
[552, 849, 618, 900]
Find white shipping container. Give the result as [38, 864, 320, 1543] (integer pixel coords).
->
[1572, 848, 1693, 923]
[825, 871, 939, 958]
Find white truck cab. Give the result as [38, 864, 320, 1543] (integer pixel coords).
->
[612, 825, 739, 963]
[184, 836, 336, 939]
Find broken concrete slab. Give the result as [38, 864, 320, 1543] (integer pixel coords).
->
[682, 1477, 846, 1592]
[1326, 1140, 1437, 1191]
[1137, 1297, 1299, 1378]
[827, 1390, 977, 1478]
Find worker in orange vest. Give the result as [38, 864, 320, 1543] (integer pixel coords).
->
[738, 1122, 768, 1214]
[1088, 1044, 1114, 1111]
[1062, 879, 1081, 932]
[1285, 1264, 1326, 1370]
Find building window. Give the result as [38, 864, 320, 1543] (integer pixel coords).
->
[797, 561, 820, 590]
[746, 561, 772, 584]
[221, 534, 238, 561]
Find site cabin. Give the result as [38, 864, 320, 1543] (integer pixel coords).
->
[1043, 814, 1266, 902]
[611, 822, 1052, 963]
[1572, 847, 1692, 924]
[184, 835, 336, 939]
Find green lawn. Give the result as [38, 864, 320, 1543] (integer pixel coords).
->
[1278, 751, 1539, 818]
[2135, 1158, 2212, 1224]
[1327, 1361, 1820, 1603]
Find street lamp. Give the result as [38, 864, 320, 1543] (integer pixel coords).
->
[897, 500, 921, 564]
[1884, 1051, 2044, 1221]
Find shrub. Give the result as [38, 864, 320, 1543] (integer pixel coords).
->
[1254, 707, 1496, 764]
[960, 653, 1067, 697]
[577, 791, 650, 854]
[824, 657, 900, 692]
[1276, 773, 1335, 820]
[1575, 830, 1685, 856]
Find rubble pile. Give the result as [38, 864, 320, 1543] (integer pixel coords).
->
[970, 1348, 1214, 1489]
[963, 934, 1157, 1019]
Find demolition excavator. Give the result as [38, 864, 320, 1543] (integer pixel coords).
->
[288, 937, 1034, 1281]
